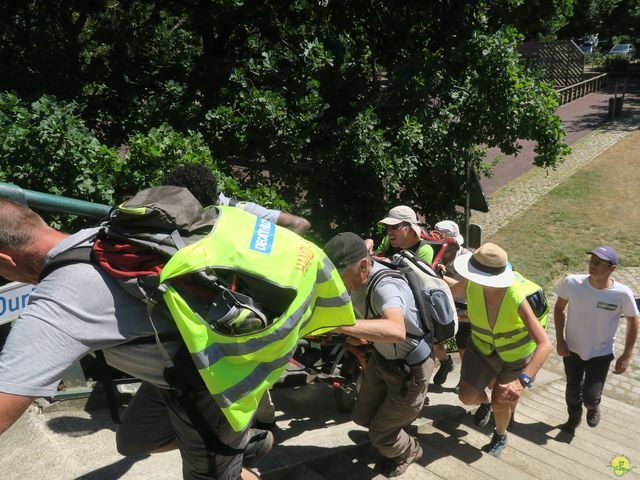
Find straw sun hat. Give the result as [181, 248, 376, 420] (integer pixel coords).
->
[453, 243, 515, 288]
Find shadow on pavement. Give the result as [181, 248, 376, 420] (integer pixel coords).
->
[269, 383, 355, 444]
[510, 420, 576, 445]
[47, 412, 117, 437]
[417, 429, 484, 466]
[260, 443, 380, 480]
[74, 454, 149, 480]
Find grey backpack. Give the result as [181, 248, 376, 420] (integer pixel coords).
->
[366, 250, 458, 344]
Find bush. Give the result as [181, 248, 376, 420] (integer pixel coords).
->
[605, 54, 630, 72]
[114, 124, 288, 211]
[0, 94, 287, 230]
[0, 92, 118, 229]
[585, 52, 607, 67]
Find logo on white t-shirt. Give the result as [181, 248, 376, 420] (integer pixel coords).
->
[596, 301, 617, 311]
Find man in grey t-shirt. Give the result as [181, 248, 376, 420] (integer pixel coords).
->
[0, 199, 259, 480]
[324, 232, 434, 478]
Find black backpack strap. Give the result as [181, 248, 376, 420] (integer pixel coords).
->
[526, 289, 549, 318]
[402, 269, 434, 343]
[93, 350, 122, 424]
[39, 246, 93, 282]
[366, 267, 426, 340]
[164, 343, 245, 456]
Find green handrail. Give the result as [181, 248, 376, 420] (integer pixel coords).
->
[0, 182, 112, 219]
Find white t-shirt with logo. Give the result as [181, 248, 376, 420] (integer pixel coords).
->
[556, 274, 639, 360]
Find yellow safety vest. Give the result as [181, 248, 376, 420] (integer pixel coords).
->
[160, 206, 355, 431]
[467, 272, 547, 362]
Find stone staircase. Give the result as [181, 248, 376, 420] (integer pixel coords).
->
[258, 374, 640, 480]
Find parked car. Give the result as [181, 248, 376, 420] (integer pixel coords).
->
[608, 44, 635, 58]
[580, 42, 594, 54]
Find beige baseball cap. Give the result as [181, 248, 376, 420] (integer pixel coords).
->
[378, 206, 422, 237]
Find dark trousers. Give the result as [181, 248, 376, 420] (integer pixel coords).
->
[563, 351, 613, 415]
[116, 382, 248, 480]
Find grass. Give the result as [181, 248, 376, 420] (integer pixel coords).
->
[487, 130, 640, 290]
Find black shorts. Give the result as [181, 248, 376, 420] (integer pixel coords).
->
[455, 321, 471, 349]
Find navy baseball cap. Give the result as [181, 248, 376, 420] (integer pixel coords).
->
[587, 246, 619, 265]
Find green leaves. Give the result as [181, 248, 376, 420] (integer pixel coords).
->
[1, 1, 569, 240]
[0, 92, 117, 229]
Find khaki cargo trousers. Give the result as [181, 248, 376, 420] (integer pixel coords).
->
[352, 351, 433, 460]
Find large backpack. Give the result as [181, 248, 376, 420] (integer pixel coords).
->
[40, 186, 353, 451]
[366, 249, 458, 345]
[39, 187, 262, 455]
[40, 186, 272, 336]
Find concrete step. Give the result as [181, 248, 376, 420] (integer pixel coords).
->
[512, 382, 640, 476]
[257, 375, 464, 478]
[545, 381, 640, 433]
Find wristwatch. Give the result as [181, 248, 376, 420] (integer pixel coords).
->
[517, 373, 534, 389]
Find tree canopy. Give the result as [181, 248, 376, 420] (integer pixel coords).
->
[0, 0, 569, 240]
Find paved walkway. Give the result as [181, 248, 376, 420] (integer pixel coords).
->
[481, 78, 640, 195]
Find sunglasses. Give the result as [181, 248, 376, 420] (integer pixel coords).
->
[386, 223, 410, 231]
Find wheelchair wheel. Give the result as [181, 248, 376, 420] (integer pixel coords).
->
[333, 350, 365, 412]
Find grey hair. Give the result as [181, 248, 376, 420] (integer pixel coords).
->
[0, 199, 47, 251]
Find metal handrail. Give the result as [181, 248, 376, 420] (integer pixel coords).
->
[0, 182, 111, 219]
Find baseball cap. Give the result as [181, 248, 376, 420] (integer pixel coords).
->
[324, 232, 368, 271]
[378, 206, 422, 237]
[587, 246, 619, 265]
[434, 220, 464, 246]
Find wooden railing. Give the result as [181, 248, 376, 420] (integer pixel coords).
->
[556, 73, 608, 105]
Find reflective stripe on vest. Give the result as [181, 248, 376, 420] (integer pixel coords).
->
[466, 272, 545, 362]
[160, 206, 355, 431]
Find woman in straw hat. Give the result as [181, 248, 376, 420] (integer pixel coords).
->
[446, 243, 552, 458]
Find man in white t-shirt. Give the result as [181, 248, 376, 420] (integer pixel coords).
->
[554, 246, 639, 435]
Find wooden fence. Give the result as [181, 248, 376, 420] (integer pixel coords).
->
[556, 73, 608, 105]
[519, 40, 584, 87]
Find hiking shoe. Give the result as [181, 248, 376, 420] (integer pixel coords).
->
[473, 403, 493, 427]
[379, 444, 423, 477]
[560, 408, 582, 435]
[432, 355, 454, 385]
[483, 431, 508, 458]
[586, 408, 601, 427]
[242, 429, 274, 467]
